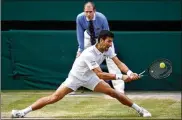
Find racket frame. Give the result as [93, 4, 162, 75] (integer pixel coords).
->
[138, 58, 172, 79]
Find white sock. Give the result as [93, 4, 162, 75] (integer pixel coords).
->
[131, 103, 142, 112]
[21, 106, 32, 114]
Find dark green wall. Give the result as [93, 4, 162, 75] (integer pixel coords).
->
[2, 0, 181, 90]
[2, 30, 77, 90]
[2, 31, 181, 90]
[2, 0, 181, 21]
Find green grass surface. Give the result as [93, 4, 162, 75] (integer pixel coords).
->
[1, 91, 181, 119]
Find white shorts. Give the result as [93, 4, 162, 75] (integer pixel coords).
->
[60, 74, 102, 91]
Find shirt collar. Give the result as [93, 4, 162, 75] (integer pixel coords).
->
[86, 13, 96, 21]
[93, 45, 102, 55]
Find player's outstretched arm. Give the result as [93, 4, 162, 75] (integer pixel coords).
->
[112, 56, 130, 73]
[92, 67, 133, 82]
[112, 56, 139, 80]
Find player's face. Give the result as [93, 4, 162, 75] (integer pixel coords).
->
[84, 5, 95, 20]
[100, 37, 113, 51]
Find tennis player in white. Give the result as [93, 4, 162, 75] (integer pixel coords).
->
[12, 30, 151, 118]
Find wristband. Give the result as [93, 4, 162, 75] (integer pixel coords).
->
[127, 70, 133, 76]
[115, 74, 123, 80]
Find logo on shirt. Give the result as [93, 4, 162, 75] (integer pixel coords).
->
[90, 61, 97, 66]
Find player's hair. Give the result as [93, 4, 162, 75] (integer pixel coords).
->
[84, 1, 96, 10]
[98, 30, 114, 43]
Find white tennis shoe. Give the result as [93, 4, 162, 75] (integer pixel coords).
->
[11, 110, 25, 118]
[138, 107, 152, 117]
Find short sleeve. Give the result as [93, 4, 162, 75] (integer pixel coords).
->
[107, 47, 117, 59]
[83, 54, 99, 70]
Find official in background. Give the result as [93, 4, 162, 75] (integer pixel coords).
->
[76, 1, 125, 93]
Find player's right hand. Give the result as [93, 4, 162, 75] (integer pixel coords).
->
[129, 73, 140, 80]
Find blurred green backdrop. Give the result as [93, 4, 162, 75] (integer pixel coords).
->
[1, 0, 181, 90]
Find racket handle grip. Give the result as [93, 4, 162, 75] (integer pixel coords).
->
[139, 74, 144, 78]
[138, 70, 146, 78]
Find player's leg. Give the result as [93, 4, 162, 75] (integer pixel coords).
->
[31, 86, 73, 110]
[11, 75, 80, 118]
[11, 85, 73, 118]
[105, 80, 114, 89]
[94, 80, 132, 106]
[93, 80, 151, 117]
[106, 57, 125, 93]
[84, 75, 151, 117]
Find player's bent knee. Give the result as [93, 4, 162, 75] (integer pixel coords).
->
[105, 89, 117, 98]
[48, 95, 62, 104]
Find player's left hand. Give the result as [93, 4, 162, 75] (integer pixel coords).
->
[129, 73, 139, 80]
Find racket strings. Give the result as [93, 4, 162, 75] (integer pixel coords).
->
[149, 60, 172, 79]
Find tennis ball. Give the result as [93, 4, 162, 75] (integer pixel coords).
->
[160, 62, 165, 68]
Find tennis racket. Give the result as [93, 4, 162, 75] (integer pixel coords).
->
[139, 58, 172, 79]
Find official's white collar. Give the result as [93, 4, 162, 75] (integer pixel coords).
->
[86, 13, 96, 21]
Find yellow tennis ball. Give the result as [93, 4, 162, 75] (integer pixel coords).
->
[160, 62, 166, 68]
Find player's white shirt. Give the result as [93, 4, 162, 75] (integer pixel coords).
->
[69, 45, 116, 81]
